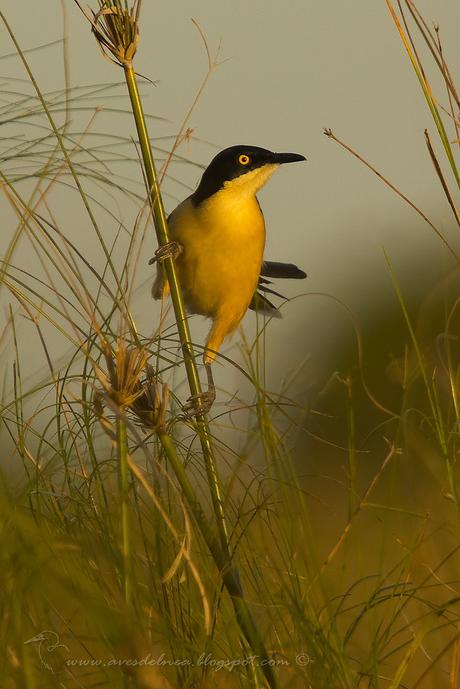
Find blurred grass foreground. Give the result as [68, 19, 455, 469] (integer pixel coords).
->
[0, 2, 460, 688]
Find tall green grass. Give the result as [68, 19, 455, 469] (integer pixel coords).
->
[0, 2, 459, 688]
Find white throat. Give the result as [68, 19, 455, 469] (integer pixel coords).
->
[221, 163, 279, 199]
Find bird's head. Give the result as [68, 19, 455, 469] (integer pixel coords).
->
[192, 145, 306, 206]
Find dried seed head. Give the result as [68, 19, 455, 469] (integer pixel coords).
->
[129, 366, 169, 431]
[94, 340, 168, 433]
[75, 1, 141, 67]
[97, 338, 149, 408]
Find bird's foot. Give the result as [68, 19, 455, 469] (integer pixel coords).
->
[180, 388, 216, 420]
[148, 241, 183, 265]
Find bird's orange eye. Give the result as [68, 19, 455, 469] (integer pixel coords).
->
[238, 154, 251, 165]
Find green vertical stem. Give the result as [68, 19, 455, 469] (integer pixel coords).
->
[158, 434, 276, 689]
[122, 60, 277, 689]
[386, 0, 460, 189]
[122, 64, 230, 554]
[118, 417, 132, 606]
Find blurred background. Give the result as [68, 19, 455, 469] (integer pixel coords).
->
[1, 0, 459, 399]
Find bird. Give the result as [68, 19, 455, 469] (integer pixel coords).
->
[24, 630, 69, 674]
[151, 144, 306, 413]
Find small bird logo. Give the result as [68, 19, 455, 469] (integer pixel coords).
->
[24, 630, 69, 673]
[151, 144, 306, 413]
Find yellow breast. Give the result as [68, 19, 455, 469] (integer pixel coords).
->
[169, 187, 266, 322]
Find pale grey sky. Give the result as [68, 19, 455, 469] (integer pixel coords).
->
[1, 0, 459, 399]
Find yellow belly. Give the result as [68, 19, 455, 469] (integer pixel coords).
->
[169, 193, 266, 327]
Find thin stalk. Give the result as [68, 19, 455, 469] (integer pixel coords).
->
[117, 417, 132, 606]
[424, 129, 460, 226]
[122, 64, 230, 557]
[123, 62, 274, 689]
[386, 0, 460, 189]
[157, 432, 275, 689]
[385, 252, 459, 512]
[324, 128, 459, 262]
[0, 12, 126, 295]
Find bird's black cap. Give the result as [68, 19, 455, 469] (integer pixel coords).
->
[191, 145, 306, 206]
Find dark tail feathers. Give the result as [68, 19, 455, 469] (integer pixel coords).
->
[260, 261, 307, 280]
[249, 260, 306, 317]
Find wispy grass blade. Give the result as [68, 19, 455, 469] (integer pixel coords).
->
[386, 0, 460, 189]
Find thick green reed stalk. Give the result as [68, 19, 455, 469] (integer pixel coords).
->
[123, 55, 276, 689]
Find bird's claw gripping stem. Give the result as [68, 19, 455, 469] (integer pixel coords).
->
[180, 363, 216, 419]
[181, 389, 216, 419]
[148, 241, 183, 265]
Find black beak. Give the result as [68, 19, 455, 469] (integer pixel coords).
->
[272, 152, 306, 164]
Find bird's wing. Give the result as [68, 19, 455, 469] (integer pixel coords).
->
[260, 261, 306, 279]
[248, 260, 306, 317]
[248, 291, 282, 318]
